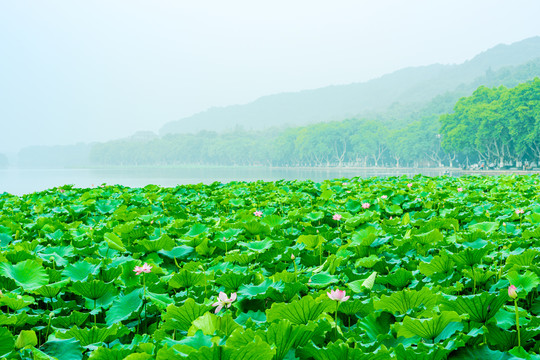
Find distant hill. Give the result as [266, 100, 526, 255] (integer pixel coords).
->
[160, 36, 540, 135]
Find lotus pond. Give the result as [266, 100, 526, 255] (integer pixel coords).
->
[0, 175, 539, 359]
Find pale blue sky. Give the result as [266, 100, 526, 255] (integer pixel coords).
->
[1, 0, 540, 153]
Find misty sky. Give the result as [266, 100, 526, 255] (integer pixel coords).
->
[1, 1, 540, 154]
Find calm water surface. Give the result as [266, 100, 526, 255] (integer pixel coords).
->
[0, 167, 461, 196]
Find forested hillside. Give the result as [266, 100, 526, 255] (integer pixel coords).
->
[160, 37, 540, 135]
[15, 39, 540, 169]
[89, 78, 540, 169]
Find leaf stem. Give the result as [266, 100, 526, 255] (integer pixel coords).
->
[514, 299, 521, 347]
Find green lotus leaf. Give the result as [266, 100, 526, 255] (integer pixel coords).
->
[105, 288, 143, 325]
[506, 270, 540, 294]
[243, 220, 271, 236]
[139, 234, 176, 252]
[350, 225, 380, 246]
[374, 287, 437, 315]
[337, 298, 374, 317]
[162, 298, 212, 332]
[195, 239, 215, 257]
[168, 269, 206, 289]
[267, 295, 330, 325]
[87, 347, 133, 360]
[299, 339, 392, 360]
[184, 335, 274, 360]
[0, 259, 49, 291]
[0, 293, 35, 311]
[361, 271, 377, 289]
[309, 272, 339, 288]
[261, 215, 284, 228]
[186, 224, 209, 237]
[0, 327, 15, 357]
[145, 291, 174, 310]
[238, 239, 273, 253]
[215, 271, 251, 291]
[380, 268, 413, 289]
[355, 255, 381, 268]
[51, 312, 90, 329]
[100, 266, 123, 283]
[412, 229, 444, 245]
[296, 234, 326, 251]
[506, 249, 539, 268]
[158, 245, 193, 260]
[40, 338, 84, 360]
[177, 330, 213, 350]
[393, 343, 451, 360]
[357, 312, 393, 341]
[38, 245, 74, 267]
[62, 261, 100, 282]
[418, 252, 455, 277]
[15, 330, 38, 349]
[104, 232, 126, 252]
[485, 324, 540, 351]
[468, 221, 499, 233]
[305, 211, 325, 222]
[452, 243, 491, 267]
[224, 251, 257, 265]
[523, 226, 540, 239]
[34, 279, 70, 298]
[188, 312, 240, 337]
[441, 291, 508, 323]
[398, 311, 461, 341]
[71, 280, 115, 301]
[238, 278, 284, 299]
[448, 345, 510, 360]
[56, 324, 122, 346]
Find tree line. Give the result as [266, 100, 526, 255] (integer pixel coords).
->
[89, 78, 540, 168]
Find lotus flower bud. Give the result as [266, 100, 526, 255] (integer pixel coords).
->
[508, 285, 518, 299]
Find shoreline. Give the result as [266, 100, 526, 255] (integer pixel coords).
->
[2, 165, 539, 175]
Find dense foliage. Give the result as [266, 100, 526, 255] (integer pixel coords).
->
[441, 78, 540, 167]
[87, 78, 540, 169]
[1, 175, 539, 359]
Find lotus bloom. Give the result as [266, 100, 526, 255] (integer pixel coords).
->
[515, 209, 524, 215]
[407, 183, 413, 188]
[333, 214, 342, 221]
[133, 263, 152, 275]
[362, 202, 370, 209]
[254, 210, 263, 217]
[457, 187, 463, 192]
[327, 289, 350, 302]
[508, 285, 518, 299]
[381, 195, 388, 199]
[212, 292, 237, 313]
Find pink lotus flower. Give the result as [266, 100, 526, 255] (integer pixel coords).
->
[133, 263, 152, 275]
[362, 203, 370, 209]
[212, 292, 237, 313]
[508, 285, 518, 299]
[327, 289, 350, 302]
[254, 210, 263, 217]
[381, 195, 388, 199]
[342, 182, 348, 186]
[515, 209, 524, 215]
[407, 183, 413, 188]
[333, 214, 342, 221]
[457, 187, 463, 192]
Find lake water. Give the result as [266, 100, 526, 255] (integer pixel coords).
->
[1, 167, 462, 196]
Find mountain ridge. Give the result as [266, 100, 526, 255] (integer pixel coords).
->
[159, 36, 540, 135]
